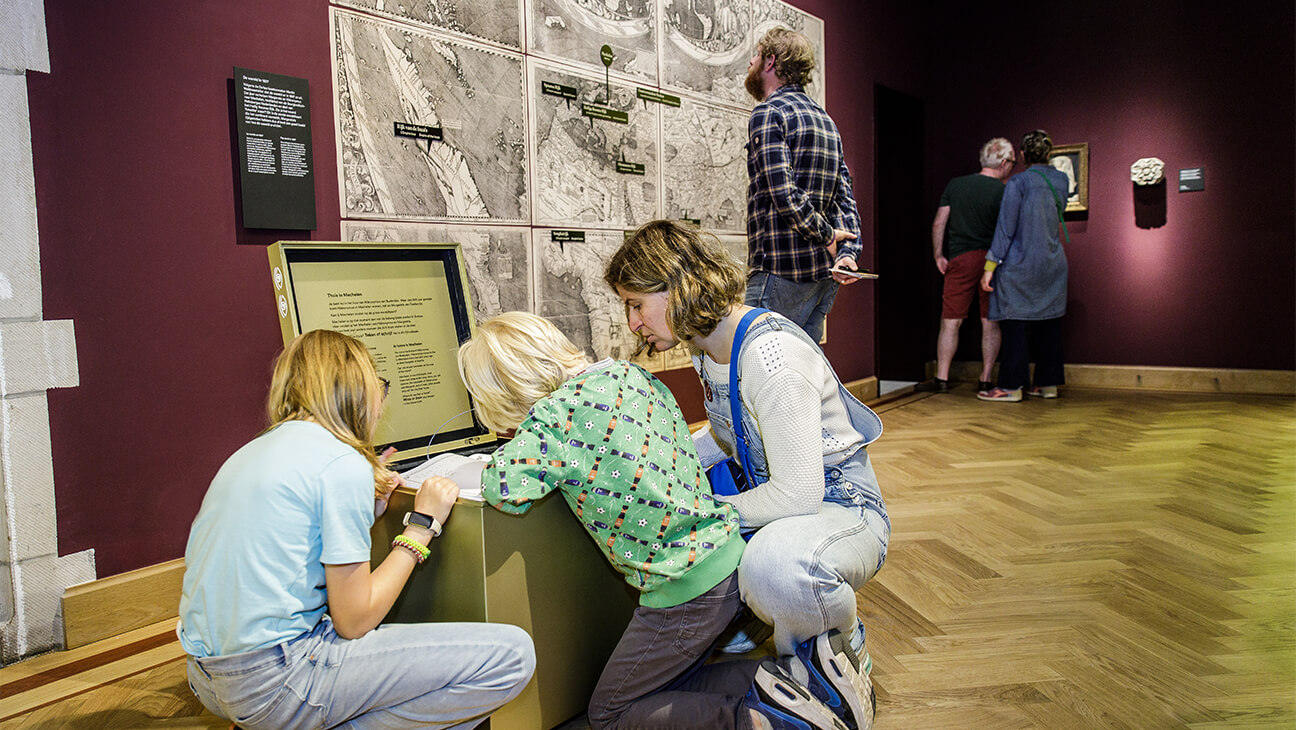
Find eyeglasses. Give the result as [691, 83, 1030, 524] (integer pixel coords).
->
[379, 377, 391, 398]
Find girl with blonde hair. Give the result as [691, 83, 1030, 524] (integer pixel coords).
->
[179, 329, 534, 729]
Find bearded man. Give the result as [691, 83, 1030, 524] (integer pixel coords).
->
[743, 27, 861, 342]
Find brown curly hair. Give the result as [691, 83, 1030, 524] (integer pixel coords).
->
[604, 220, 745, 354]
[757, 27, 816, 87]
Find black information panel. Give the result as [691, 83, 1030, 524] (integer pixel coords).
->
[234, 67, 316, 230]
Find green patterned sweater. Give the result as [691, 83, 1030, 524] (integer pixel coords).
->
[481, 360, 744, 608]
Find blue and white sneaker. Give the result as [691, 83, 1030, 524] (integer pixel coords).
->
[848, 618, 873, 676]
[794, 631, 875, 730]
[748, 658, 850, 730]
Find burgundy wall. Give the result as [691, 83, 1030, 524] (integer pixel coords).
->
[926, 0, 1295, 370]
[32, 1, 340, 576]
[30, 1, 895, 575]
[36, 1, 1290, 578]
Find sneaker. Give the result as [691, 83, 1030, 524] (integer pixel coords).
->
[749, 658, 851, 730]
[847, 618, 872, 676]
[718, 608, 775, 654]
[977, 387, 1022, 402]
[1026, 385, 1058, 399]
[793, 631, 875, 730]
[914, 378, 949, 393]
[977, 380, 994, 393]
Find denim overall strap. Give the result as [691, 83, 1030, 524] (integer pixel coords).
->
[729, 308, 769, 489]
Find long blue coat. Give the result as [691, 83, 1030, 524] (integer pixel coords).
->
[986, 164, 1069, 321]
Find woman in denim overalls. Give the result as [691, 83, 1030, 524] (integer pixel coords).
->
[607, 221, 890, 730]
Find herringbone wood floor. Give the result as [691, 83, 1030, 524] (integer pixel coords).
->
[1, 387, 1292, 728]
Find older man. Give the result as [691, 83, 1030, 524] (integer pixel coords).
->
[917, 137, 1016, 394]
[744, 27, 861, 342]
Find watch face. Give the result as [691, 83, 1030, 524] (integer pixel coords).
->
[405, 511, 433, 528]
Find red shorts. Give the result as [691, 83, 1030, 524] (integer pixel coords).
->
[942, 249, 990, 320]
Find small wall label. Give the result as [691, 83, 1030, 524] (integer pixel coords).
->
[551, 230, 586, 243]
[1178, 167, 1205, 192]
[581, 103, 629, 124]
[394, 121, 443, 142]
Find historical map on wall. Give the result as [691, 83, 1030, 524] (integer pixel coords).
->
[333, 0, 524, 50]
[341, 221, 533, 324]
[659, 0, 753, 109]
[332, 9, 529, 222]
[662, 98, 748, 232]
[531, 228, 654, 367]
[527, 0, 657, 81]
[529, 59, 660, 229]
[752, 0, 824, 105]
[331, 0, 830, 370]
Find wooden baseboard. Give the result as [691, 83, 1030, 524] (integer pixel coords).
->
[940, 361, 1295, 395]
[843, 376, 880, 403]
[61, 559, 184, 649]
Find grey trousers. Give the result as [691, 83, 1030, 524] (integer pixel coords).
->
[587, 571, 761, 730]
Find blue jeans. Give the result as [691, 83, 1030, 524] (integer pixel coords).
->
[745, 271, 839, 342]
[738, 494, 889, 656]
[186, 617, 535, 729]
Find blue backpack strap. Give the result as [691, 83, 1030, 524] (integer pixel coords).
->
[728, 308, 768, 489]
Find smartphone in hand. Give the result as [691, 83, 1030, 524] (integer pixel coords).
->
[830, 267, 878, 279]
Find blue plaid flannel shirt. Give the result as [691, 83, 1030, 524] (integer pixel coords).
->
[746, 84, 861, 283]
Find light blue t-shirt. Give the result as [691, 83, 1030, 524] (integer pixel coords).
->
[178, 420, 375, 657]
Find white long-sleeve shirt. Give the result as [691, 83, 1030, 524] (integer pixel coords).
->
[693, 328, 863, 527]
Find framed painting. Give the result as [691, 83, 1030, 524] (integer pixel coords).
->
[1048, 143, 1089, 213]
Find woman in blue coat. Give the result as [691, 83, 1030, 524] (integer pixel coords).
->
[978, 129, 1070, 402]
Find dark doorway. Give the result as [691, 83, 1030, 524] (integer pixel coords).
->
[874, 84, 937, 382]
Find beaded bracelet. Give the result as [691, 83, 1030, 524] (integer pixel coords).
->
[391, 534, 430, 564]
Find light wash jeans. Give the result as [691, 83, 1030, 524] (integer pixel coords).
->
[745, 271, 839, 343]
[186, 617, 535, 730]
[738, 463, 890, 657]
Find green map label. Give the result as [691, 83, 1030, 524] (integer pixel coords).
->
[615, 161, 646, 175]
[636, 88, 681, 107]
[581, 103, 629, 124]
[541, 81, 578, 100]
[551, 230, 585, 243]
[393, 121, 443, 141]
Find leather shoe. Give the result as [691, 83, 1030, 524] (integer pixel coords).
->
[915, 378, 949, 394]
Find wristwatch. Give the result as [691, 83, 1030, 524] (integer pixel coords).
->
[402, 510, 442, 537]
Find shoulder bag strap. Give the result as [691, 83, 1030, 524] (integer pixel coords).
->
[728, 308, 768, 488]
[1030, 167, 1071, 246]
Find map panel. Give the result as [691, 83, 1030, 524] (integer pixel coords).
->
[333, 9, 529, 223]
[333, 0, 523, 49]
[526, 0, 657, 81]
[752, 0, 824, 106]
[529, 59, 660, 229]
[532, 227, 678, 371]
[662, 98, 748, 233]
[342, 221, 532, 324]
[660, 0, 753, 109]
[716, 232, 748, 270]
